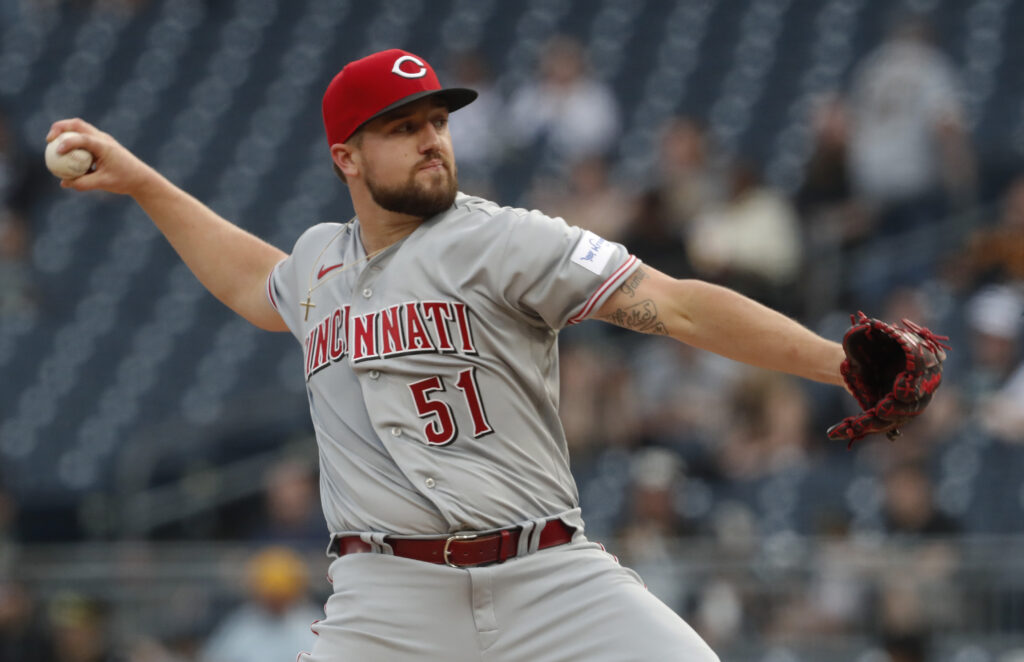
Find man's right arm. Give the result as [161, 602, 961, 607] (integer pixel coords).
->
[47, 118, 288, 332]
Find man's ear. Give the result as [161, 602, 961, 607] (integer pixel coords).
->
[331, 143, 359, 180]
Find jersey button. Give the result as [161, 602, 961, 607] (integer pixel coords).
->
[369, 370, 380, 379]
[391, 427, 401, 437]
[424, 477, 436, 489]
[362, 288, 372, 298]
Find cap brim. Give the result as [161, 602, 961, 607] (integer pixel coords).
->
[350, 88, 478, 140]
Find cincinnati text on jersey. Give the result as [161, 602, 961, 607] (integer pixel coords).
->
[304, 301, 478, 379]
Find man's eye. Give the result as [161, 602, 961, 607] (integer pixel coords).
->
[433, 118, 448, 129]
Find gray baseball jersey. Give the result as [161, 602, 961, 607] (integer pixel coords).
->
[267, 192, 638, 537]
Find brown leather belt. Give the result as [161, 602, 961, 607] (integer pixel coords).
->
[329, 520, 575, 568]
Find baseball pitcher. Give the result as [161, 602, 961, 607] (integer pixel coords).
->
[47, 48, 945, 661]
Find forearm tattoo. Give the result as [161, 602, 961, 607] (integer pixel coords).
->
[601, 268, 669, 335]
[619, 268, 647, 298]
[607, 300, 669, 335]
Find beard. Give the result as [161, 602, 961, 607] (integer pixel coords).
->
[365, 154, 459, 219]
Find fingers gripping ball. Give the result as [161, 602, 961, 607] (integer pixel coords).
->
[827, 312, 950, 446]
[44, 131, 94, 180]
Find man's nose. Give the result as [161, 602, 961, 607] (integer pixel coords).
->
[419, 123, 442, 152]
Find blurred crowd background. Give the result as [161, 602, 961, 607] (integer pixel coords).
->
[1, 0, 1023, 660]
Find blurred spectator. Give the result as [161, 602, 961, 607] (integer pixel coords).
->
[199, 547, 321, 662]
[796, 94, 870, 317]
[797, 93, 876, 254]
[558, 341, 610, 457]
[691, 577, 744, 649]
[627, 337, 743, 459]
[846, 11, 976, 234]
[956, 284, 1024, 443]
[0, 486, 14, 575]
[875, 462, 961, 637]
[767, 533, 867, 640]
[870, 553, 960, 662]
[528, 155, 632, 242]
[444, 50, 503, 196]
[619, 189, 692, 279]
[707, 501, 758, 556]
[797, 95, 855, 220]
[881, 463, 959, 538]
[688, 158, 803, 312]
[0, 581, 53, 662]
[249, 458, 326, 549]
[655, 117, 722, 230]
[507, 35, 620, 163]
[0, 107, 40, 320]
[0, 105, 48, 217]
[49, 593, 120, 662]
[717, 371, 813, 481]
[619, 447, 702, 543]
[558, 340, 642, 458]
[0, 210, 37, 318]
[961, 284, 1024, 405]
[616, 447, 697, 613]
[875, 572, 929, 639]
[879, 628, 929, 662]
[956, 174, 1024, 288]
[125, 636, 189, 662]
[0, 112, 16, 211]
[982, 356, 1024, 444]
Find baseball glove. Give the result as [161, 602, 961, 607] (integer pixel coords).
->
[827, 312, 950, 446]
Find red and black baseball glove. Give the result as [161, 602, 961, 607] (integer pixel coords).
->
[827, 312, 950, 446]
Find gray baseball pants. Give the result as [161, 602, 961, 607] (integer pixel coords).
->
[300, 539, 720, 661]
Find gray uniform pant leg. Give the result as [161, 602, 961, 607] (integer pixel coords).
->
[303, 539, 720, 662]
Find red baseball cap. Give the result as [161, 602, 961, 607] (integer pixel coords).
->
[322, 49, 477, 146]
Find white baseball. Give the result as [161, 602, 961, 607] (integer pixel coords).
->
[44, 131, 94, 180]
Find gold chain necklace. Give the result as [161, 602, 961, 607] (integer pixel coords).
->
[300, 218, 384, 321]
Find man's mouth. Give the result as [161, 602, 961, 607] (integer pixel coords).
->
[419, 158, 446, 172]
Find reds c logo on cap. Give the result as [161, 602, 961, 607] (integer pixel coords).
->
[322, 49, 477, 146]
[391, 55, 428, 79]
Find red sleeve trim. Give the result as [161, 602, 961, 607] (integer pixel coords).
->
[266, 264, 280, 311]
[567, 255, 639, 325]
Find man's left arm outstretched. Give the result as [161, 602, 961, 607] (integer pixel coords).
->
[594, 265, 846, 386]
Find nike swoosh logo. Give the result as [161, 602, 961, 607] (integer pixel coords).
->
[317, 263, 345, 279]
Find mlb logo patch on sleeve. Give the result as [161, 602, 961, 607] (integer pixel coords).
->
[570, 231, 614, 275]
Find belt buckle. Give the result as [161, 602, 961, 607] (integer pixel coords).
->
[442, 533, 480, 567]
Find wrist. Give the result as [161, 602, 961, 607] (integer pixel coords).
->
[826, 341, 847, 388]
[128, 165, 170, 202]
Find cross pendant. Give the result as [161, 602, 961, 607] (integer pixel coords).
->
[300, 294, 316, 321]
